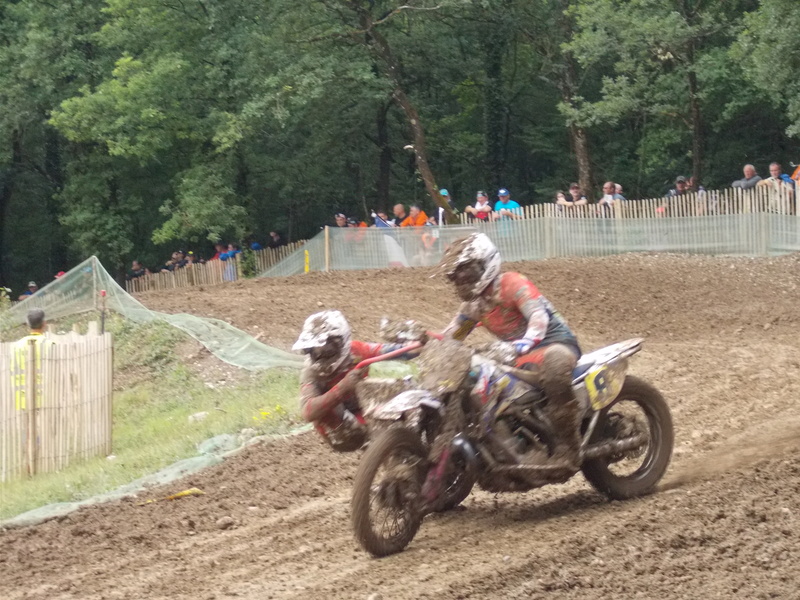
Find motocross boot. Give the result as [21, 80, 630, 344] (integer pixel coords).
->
[540, 345, 582, 470]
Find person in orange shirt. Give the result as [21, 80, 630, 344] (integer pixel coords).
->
[400, 204, 428, 227]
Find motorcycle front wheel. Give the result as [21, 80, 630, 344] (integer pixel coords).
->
[351, 426, 428, 557]
[581, 375, 674, 500]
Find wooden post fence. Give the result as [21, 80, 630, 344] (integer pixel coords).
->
[126, 242, 308, 294]
[0, 323, 113, 483]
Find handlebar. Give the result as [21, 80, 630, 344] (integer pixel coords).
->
[355, 341, 423, 370]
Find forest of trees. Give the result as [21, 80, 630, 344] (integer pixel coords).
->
[2, 0, 800, 288]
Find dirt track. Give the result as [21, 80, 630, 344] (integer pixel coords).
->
[3, 253, 800, 599]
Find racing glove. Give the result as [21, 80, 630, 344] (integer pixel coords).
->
[511, 338, 535, 355]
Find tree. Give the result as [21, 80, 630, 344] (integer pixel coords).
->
[737, 0, 800, 137]
[568, 0, 758, 186]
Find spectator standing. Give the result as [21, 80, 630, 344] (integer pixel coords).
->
[18, 281, 38, 301]
[556, 185, 589, 209]
[334, 213, 348, 228]
[13, 309, 51, 411]
[400, 204, 428, 227]
[439, 188, 458, 214]
[667, 175, 689, 198]
[658, 176, 689, 216]
[759, 162, 795, 191]
[567, 183, 589, 206]
[126, 260, 149, 280]
[209, 242, 226, 261]
[492, 188, 522, 220]
[465, 191, 493, 221]
[732, 164, 762, 190]
[220, 244, 241, 282]
[220, 244, 242, 261]
[392, 204, 408, 224]
[758, 161, 795, 213]
[615, 183, 626, 199]
[161, 250, 187, 272]
[554, 191, 570, 210]
[267, 231, 287, 248]
[597, 181, 624, 216]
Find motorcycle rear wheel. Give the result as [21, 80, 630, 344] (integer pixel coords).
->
[351, 426, 427, 557]
[581, 375, 673, 500]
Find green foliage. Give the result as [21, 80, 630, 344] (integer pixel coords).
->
[238, 248, 257, 278]
[112, 319, 184, 373]
[736, 0, 800, 137]
[2, 0, 800, 283]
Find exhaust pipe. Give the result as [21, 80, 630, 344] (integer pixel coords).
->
[583, 433, 648, 460]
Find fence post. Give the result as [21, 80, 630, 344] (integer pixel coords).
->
[757, 212, 769, 256]
[324, 226, 331, 272]
[26, 339, 37, 477]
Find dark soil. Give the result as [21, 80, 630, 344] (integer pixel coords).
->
[3, 253, 800, 599]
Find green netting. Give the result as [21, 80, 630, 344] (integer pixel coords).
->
[1, 257, 304, 371]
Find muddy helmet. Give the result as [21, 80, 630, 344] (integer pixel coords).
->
[440, 233, 501, 301]
[293, 310, 353, 376]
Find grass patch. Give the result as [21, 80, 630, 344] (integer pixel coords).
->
[0, 318, 301, 521]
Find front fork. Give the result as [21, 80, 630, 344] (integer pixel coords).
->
[421, 446, 452, 506]
[420, 435, 476, 506]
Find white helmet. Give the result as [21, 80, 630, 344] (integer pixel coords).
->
[293, 310, 353, 376]
[440, 233, 501, 300]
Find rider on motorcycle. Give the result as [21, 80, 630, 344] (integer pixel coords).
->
[439, 232, 583, 468]
[293, 310, 419, 452]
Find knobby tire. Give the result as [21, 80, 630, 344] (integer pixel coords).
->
[581, 375, 674, 500]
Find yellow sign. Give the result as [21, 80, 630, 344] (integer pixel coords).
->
[304, 250, 310, 273]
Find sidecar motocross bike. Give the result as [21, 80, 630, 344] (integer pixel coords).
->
[351, 337, 674, 557]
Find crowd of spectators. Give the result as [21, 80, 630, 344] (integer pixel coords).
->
[124, 233, 289, 282]
[330, 161, 799, 232]
[21, 161, 800, 291]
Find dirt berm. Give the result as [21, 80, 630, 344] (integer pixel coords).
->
[2, 253, 800, 599]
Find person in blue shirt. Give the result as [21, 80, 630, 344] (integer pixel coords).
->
[17, 281, 38, 301]
[492, 188, 522, 220]
[763, 162, 796, 190]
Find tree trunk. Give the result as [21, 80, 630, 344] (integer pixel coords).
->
[687, 42, 703, 184]
[571, 124, 593, 200]
[359, 16, 454, 221]
[558, 0, 595, 199]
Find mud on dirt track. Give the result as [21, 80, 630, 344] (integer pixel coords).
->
[4, 253, 800, 599]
